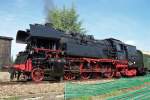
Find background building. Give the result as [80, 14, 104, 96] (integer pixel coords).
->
[0, 36, 13, 71]
[142, 51, 150, 70]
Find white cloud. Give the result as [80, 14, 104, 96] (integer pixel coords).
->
[125, 40, 136, 45]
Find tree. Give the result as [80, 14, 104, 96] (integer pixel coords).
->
[47, 5, 86, 34]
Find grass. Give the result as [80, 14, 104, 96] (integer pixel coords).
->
[66, 90, 131, 100]
[66, 90, 124, 100]
[67, 96, 91, 100]
[66, 84, 147, 100]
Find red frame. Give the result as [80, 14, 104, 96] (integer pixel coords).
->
[14, 59, 32, 72]
[14, 48, 137, 77]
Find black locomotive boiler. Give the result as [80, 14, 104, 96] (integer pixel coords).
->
[12, 24, 145, 82]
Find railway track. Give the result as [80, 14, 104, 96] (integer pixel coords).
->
[0, 81, 58, 85]
[0, 74, 149, 86]
[0, 78, 113, 86]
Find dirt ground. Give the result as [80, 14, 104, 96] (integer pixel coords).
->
[0, 72, 10, 82]
[0, 82, 64, 96]
[0, 80, 112, 99]
[0, 72, 64, 99]
[0, 72, 113, 100]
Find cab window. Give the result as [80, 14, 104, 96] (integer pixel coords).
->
[116, 44, 124, 51]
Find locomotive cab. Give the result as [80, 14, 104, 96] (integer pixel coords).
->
[106, 38, 127, 60]
[114, 41, 127, 60]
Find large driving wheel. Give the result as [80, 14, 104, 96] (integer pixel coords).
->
[92, 73, 100, 79]
[64, 71, 75, 80]
[31, 68, 44, 82]
[81, 72, 91, 80]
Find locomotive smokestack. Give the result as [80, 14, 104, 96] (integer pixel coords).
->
[43, 0, 55, 23]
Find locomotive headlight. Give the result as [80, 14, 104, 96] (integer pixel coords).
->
[30, 50, 33, 54]
[57, 59, 61, 62]
[128, 61, 136, 66]
[128, 61, 133, 66]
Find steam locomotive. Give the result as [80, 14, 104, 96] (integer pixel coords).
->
[12, 24, 146, 82]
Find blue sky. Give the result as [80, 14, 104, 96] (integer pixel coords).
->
[0, 0, 150, 58]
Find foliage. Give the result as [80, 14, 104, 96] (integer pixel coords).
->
[47, 5, 86, 34]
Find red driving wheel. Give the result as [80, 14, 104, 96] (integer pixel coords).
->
[64, 72, 75, 80]
[31, 68, 44, 82]
[93, 73, 100, 79]
[81, 72, 91, 80]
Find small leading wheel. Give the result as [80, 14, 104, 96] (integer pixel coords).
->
[103, 67, 114, 78]
[9, 68, 16, 81]
[81, 72, 91, 80]
[64, 71, 75, 80]
[18, 73, 28, 82]
[115, 71, 121, 78]
[103, 71, 114, 78]
[31, 68, 44, 82]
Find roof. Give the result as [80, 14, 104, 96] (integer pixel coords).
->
[29, 24, 63, 39]
[16, 24, 64, 43]
[0, 36, 13, 40]
[106, 38, 124, 44]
